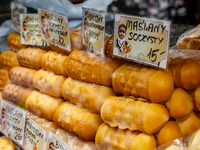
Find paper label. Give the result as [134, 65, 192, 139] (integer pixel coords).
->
[0, 99, 26, 145]
[38, 8, 71, 52]
[47, 132, 72, 150]
[82, 8, 105, 55]
[11, 2, 27, 32]
[20, 14, 48, 46]
[24, 116, 46, 150]
[113, 14, 170, 69]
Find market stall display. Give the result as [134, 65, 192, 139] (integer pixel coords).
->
[62, 77, 116, 114]
[1, 4, 200, 149]
[9, 66, 36, 88]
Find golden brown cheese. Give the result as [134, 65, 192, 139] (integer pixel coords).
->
[112, 63, 174, 103]
[62, 77, 116, 114]
[176, 112, 200, 136]
[0, 69, 10, 89]
[0, 50, 20, 70]
[66, 50, 122, 86]
[169, 58, 200, 90]
[157, 121, 183, 146]
[165, 88, 193, 119]
[2, 83, 33, 108]
[40, 51, 68, 77]
[25, 90, 64, 121]
[53, 102, 103, 141]
[33, 69, 66, 98]
[7, 32, 28, 52]
[101, 96, 169, 134]
[17, 47, 46, 69]
[95, 123, 156, 150]
[9, 66, 36, 88]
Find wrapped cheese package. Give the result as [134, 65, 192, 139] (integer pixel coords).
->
[95, 123, 156, 150]
[177, 25, 200, 50]
[0, 69, 10, 88]
[169, 49, 200, 63]
[27, 112, 58, 131]
[7, 32, 28, 52]
[66, 50, 122, 86]
[54, 128, 98, 150]
[33, 69, 66, 98]
[53, 102, 103, 141]
[101, 96, 169, 134]
[17, 47, 46, 69]
[2, 83, 33, 108]
[169, 58, 200, 90]
[9, 67, 36, 88]
[112, 63, 174, 103]
[25, 90, 64, 121]
[62, 77, 116, 114]
[176, 112, 200, 136]
[50, 29, 84, 55]
[40, 51, 68, 77]
[0, 50, 20, 70]
[188, 128, 200, 150]
[165, 88, 193, 119]
[157, 121, 183, 146]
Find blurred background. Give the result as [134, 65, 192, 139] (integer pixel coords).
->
[0, 0, 198, 49]
[0, 0, 199, 26]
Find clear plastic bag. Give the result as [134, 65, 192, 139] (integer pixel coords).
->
[169, 45, 200, 63]
[176, 25, 200, 50]
[27, 112, 58, 132]
[54, 128, 97, 150]
[187, 128, 200, 150]
[156, 138, 191, 150]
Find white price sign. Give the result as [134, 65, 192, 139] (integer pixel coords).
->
[24, 116, 46, 150]
[0, 99, 26, 145]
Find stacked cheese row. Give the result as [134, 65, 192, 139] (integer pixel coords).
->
[0, 31, 101, 149]
[1, 31, 200, 150]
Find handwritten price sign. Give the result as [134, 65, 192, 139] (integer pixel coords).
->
[24, 116, 46, 150]
[20, 14, 48, 46]
[38, 8, 71, 52]
[113, 14, 170, 69]
[11, 2, 27, 32]
[82, 8, 105, 56]
[0, 99, 26, 145]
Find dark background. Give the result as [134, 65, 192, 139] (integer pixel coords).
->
[107, 0, 198, 25]
[0, 0, 199, 25]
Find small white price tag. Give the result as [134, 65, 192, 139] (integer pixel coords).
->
[82, 7, 105, 56]
[24, 115, 46, 150]
[113, 14, 171, 69]
[11, 2, 27, 32]
[38, 8, 71, 52]
[0, 99, 26, 145]
[47, 132, 72, 150]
